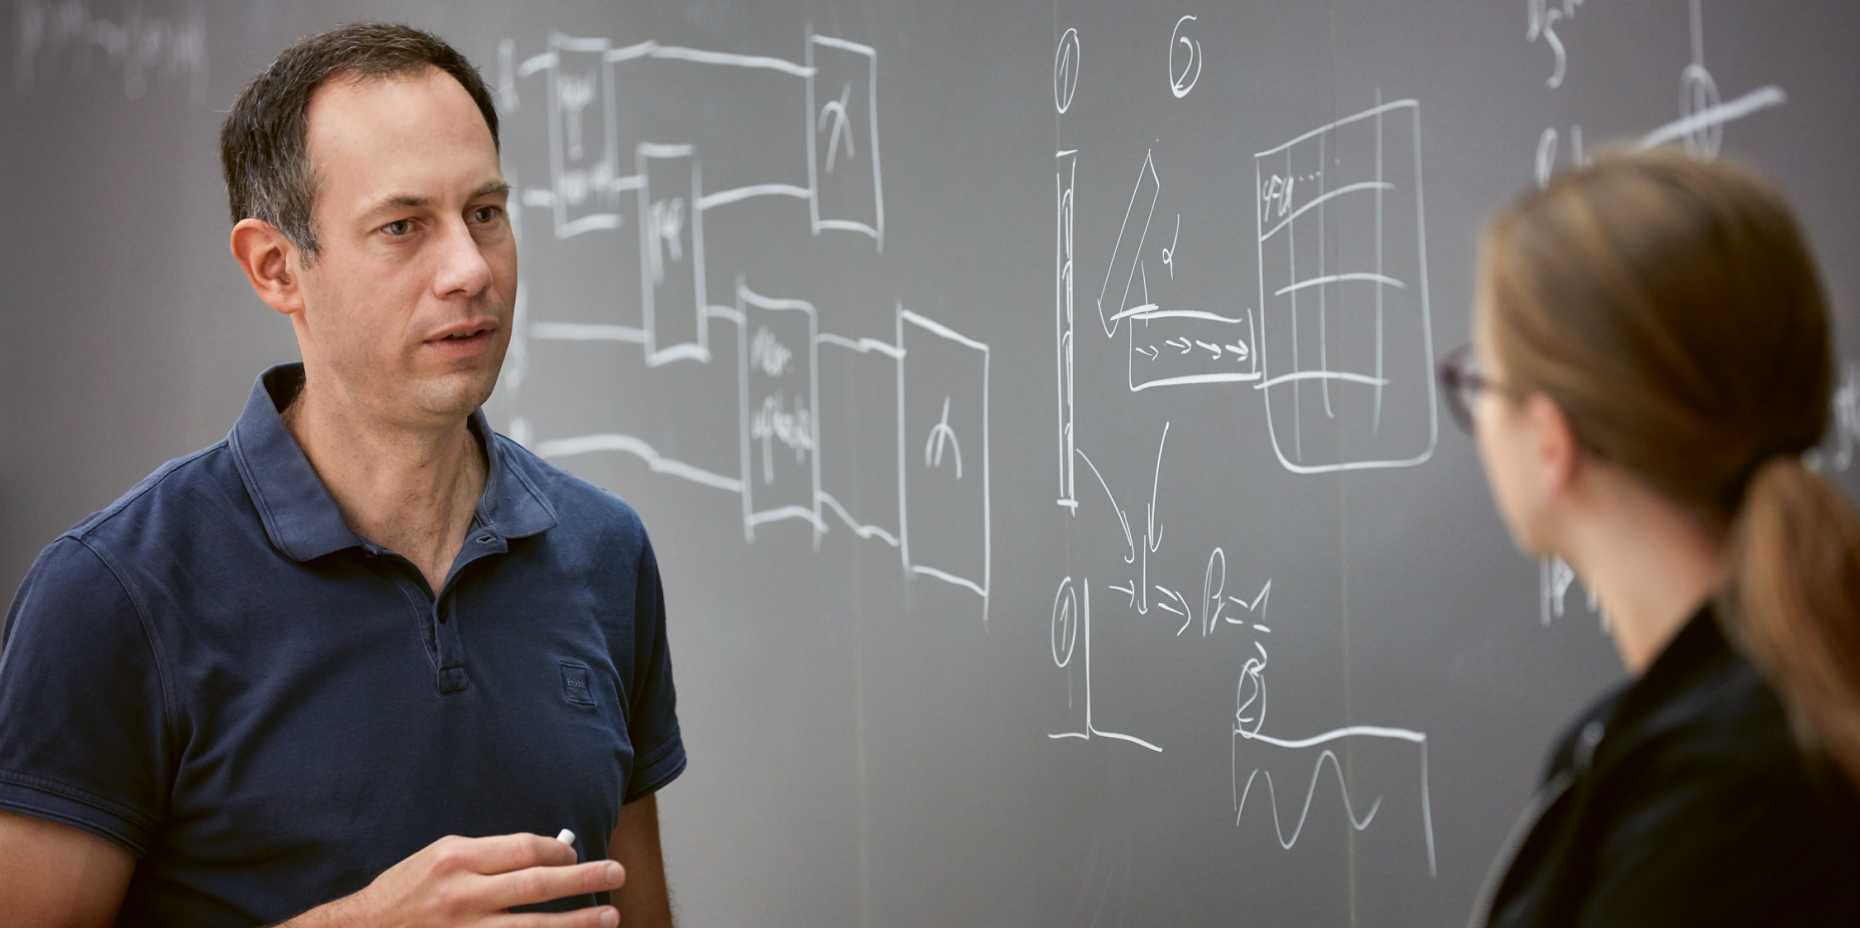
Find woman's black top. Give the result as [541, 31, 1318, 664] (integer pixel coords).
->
[1476, 602, 1860, 926]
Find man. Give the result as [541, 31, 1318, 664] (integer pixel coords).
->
[0, 23, 683, 926]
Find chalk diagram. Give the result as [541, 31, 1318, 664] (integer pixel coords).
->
[1254, 98, 1440, 475]
[1058, 101, 1437, 507]
[498, 32, 990, 624]
[1046, 21, 1438, 874]
[1231, 665, 1438, 878]
[1041, 420, 1437, 873]
[1047, 421, 1277, 755]
[1530, 0, 1789, 185]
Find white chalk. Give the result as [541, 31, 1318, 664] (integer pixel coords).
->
[556, 828, 576, 846]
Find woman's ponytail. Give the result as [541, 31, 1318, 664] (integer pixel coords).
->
[1728, 457, 1860, 787]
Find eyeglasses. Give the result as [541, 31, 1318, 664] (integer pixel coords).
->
[1436, 343, 1505, 435]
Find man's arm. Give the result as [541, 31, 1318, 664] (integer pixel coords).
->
[0, 810, 135, 927]
[610, 793, 672, 927]
[0, 539, 164, 927]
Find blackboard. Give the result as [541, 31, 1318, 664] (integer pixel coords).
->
[7, 1, 1860, 924]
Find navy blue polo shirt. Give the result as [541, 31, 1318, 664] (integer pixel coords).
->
[0, 364, 685, 923]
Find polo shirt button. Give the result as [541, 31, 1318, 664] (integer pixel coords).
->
[475, 534, 494, 544]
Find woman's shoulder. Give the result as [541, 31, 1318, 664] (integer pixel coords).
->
[1570, 611, 1860, 923]
[1594, 608, 1848, 808]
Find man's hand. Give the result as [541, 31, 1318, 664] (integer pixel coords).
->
[282, 832, 624, 927]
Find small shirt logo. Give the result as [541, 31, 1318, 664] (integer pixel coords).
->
[559, 660, 596, 707]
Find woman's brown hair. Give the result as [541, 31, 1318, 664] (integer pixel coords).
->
[1481, 148, 1860, 786]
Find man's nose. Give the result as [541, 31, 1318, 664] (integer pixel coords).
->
[432, 219, 493, 300]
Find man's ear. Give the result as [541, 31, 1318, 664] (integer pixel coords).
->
[229, 218, 305, 317]
[1525, 392, 1582, 501]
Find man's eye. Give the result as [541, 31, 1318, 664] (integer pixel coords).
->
[470, 205, 504, 224]
[381, 219, 415, 237]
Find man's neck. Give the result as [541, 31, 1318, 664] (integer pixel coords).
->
[281, 379, 486, 591]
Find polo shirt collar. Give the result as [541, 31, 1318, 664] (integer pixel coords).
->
[472, 409, 559, 542]
[229, 363, 557, 562]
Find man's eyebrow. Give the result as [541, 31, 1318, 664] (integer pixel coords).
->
[360, 193, 429, 217]
[470, 180, 511, 199]
[358, 181, 509, 219]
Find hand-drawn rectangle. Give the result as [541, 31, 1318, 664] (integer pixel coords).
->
[737, 281, 820, 540]
[638, 143, 709, 366]
[547, 35, 622, 238]
[1056, 149, 1077, 508]
[1253, 98, 1438, 474]
[897, 307, 990, 621]
[1126, 306, 1259, 393]
[806, 34, 884, 248]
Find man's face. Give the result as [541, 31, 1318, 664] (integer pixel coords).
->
[292, 67, 515, 428]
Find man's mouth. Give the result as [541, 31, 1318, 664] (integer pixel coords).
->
[426, 320, 499, 344]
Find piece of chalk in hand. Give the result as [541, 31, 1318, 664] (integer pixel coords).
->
[556, 828, 576, 846]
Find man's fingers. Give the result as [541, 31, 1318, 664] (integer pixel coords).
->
[479, 859, 628, 909]
[435, 833, 578, 875]
[484, 905, 621, 928]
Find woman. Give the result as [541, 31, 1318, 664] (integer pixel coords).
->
[1444, 150, 1860, 926]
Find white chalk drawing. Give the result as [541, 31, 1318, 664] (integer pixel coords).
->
[1539, 556, 1605, 629]
[1807, 361, 1860, 475]
[808, 34, 885, 248]
[819, 83, 856, 172]
[898, 307, 993, 623]
[543, 35, 625, 237]
[1046, 576, 1163, 752]
[1531, 1, 1787, 185]
[638, 143, 710, 366]
[528, 299, 991, 623]
[1161, 213, 1181, 280]
[1168, 15, 1203, 100]
[12, 0, 208, 102]
[738, 279, 823, 541]
[503, 24, 1481, 878]
[1232, 721, 1438, 877]
[1223, 585, 1437, 875]
[1097, 149, 1260, 393]
[1254, 97, 1439, 474]
[500, 31, 986, 627]
[495, 39, 520, 113]
[1056, 149, 1079, 511]
[1043, 423, 1433, 871]
[1641, 1, 1787, 158]
[1054, 27, 1081, 115]
[925, 397, 964, 479]
[514, 36, 856, 240]
[1050, 423, 1275, 754]
[1098, 151, 1160, 339]
[1525, 0, 1585, 90]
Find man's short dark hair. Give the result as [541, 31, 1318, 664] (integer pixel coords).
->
[219, 22, 500, 260]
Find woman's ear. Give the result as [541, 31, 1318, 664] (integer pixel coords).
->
[1525, 391, 1583, 503]
[229, 219, 304, 318]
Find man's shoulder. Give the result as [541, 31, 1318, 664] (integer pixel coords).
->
[490, 433, 648, 541]
[62, 439, 246, 564]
